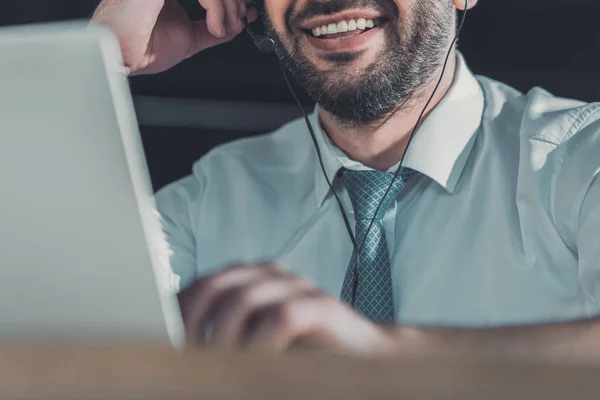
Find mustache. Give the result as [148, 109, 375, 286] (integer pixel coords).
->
[288, 0, 399, 25]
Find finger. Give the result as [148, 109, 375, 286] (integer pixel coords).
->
[222, 0, 243, 34]
[239, 0, 258, 23]
[248, 297, 396, 355]
[236, 0, 257, 25]
[198, 0, 227, 38]
[187, 20, 236, 56]
[179, 266, 264, 344]
[246, 4, 258, 23]
[239, 0, 247, 19]
[178, 264, 280, 344]
[243, 293, 332, 353]
[210, 277, 312, 350]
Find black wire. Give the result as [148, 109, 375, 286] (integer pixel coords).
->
[279, 63, 358, 252]
[279, 65, 362, 305]
[280, 0, 469, 307]
[357, 1, 470, 263]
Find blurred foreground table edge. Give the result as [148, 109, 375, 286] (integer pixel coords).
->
[0, 345, 599, 399]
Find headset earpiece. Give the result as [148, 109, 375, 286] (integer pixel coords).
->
[254, 34, 275, 54]
[243, 12, 275, 54]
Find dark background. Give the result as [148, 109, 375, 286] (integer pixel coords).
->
[2, 0, 599, 190]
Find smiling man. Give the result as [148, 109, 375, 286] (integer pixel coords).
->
[266, 0, 454, 129]
[92, 0, 600, 357]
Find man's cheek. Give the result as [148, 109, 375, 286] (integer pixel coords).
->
[263, 0, 292, 30]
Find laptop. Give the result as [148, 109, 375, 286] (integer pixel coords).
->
[0, 21, 185, 347]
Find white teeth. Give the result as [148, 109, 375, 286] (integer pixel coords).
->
[311, 17, 381, 37]
[356, 18, 367, 30]
[337, 21, 348, 32]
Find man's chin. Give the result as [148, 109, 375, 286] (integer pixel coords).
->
[300, 48, 381, 79]
[298, 34, 384, 69]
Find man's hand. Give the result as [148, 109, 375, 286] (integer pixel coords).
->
[178, 263, 600, 360]
[178, 263, 398, 355]
[92, 0, 257, 76]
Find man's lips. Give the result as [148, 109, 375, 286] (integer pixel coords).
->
[303, 24, 385, 53]
[297, 9, 384, 31]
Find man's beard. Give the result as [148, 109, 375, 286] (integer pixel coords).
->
[262, 0, 455, 128]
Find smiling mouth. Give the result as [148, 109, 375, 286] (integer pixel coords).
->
[303, 17, 385, 40]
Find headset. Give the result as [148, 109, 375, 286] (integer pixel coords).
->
[246, 21, 276, 54]
[245, 0, 469, 308]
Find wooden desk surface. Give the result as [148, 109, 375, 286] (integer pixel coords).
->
[0, 346, 599, 399]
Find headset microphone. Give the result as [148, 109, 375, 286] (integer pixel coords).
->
[245, 18, 275, 54]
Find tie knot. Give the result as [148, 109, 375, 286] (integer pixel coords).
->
[340, 168, 414, 220]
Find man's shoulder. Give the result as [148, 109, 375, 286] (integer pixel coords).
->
[520, 87, 600, 146]
[156, 115, 314, 205]
[195, 115, 312, 173]
[477, 75, 600, 144]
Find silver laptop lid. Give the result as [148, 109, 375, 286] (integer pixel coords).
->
[0, 21, 185, 347]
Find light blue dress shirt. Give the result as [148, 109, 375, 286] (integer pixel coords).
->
[156, 53, 600, 327]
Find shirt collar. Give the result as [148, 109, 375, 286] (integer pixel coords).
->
[312, 51, 484, 206]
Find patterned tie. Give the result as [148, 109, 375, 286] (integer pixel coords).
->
[339, 168, 415, 323]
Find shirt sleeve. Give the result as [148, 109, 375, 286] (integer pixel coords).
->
[155, 175, 202, 292]
[554, 110, 600, 313]
[576, 174, 600, 312]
